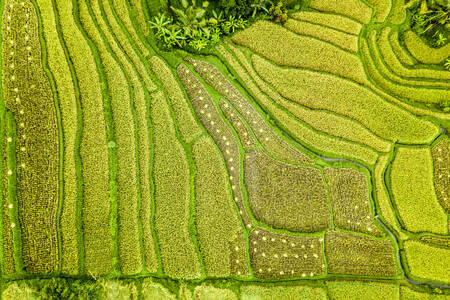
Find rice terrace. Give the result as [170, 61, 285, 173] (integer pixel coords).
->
[0, 0, 449, 298]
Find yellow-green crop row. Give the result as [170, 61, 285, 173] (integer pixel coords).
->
[308, 0, 372, 24]
[241, 285, 327, 299]
[284, 19, 359, 53]
[56, 0, 113, 276]
[36, 0, 80, 275]
[249, 227, 325, 279]
[150, 90, 201, 279]
[379, 28, 450, 82]
[141, 279, 177, 300]
[404, 240, 450, 284]
[327, 281, 399, 300]
[252, 53, 440, 144]
[390, 147, 447, 235]
[128, 0, 149, 36]
[365, 0, 391, 23]
[291, 11, 362, 35]
[389, 0, 407, 24]
[431, 138, 450, 213]
[325, 231, 397, 276]
[177, 63, 251, 275]
[149, 56, 202, 143]
[365, 31, 449, 104]
[400, 285, 450, 300]
[388, 30, 415, 66]
[187, 57, 314, 165]
[232, 21, 369, 86]
[244, 149, 330, 232]
[192, 135, 247, 277]
[79, 0, 143, 275]
[324, 167, 383, 236]
[420, 236, 450, 248]
[86, 0, 157, 273]
[217, 44, 380, 165]
[219, 99, 258, 148]
[3, 0, 59, 273]
[224, 42, 392, 154]
[404, 31, 450, 64]
[194, 285, 238, 300]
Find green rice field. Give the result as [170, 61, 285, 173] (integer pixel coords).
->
[0, 0, 449, 298]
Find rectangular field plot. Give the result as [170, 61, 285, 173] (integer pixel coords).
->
[327, 281, 399, 300]
[249, 228, 325, 279]
[431, 138, 450, 213]
[241, 285, 327, 300]
[390, 147, 447, 235]
[325, 231, 397, 276]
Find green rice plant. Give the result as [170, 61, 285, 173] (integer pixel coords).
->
[56, 0, 113, 275]
[388, 30, 416, 65]
[284, 19, 359, 53]
[365, 0, 392, 23]
[404, 240, 450, 283]
[219, 99, 258, 148]
[217, 44, 380, 165]
[252, 53, 440, 144]
[404, 30, 450, 64]
[99, 279, 138, 299]
[244, 149, 330, 232]
[232, 21, 369, 86]
[389, 0, 407, 24]
[325, 231, 398, 276]
[420, 236, 450, 247]
[291, 11, 362, 35]
[390, 147, 447, 235]
[86, 0, 158, 273]
[177, 63, 253, 240]
[150, 90, 201, 279]
[194, 285, 238, 300]
[308, 0, 372, 24]
[186, 57, 314, 165]
[324, 167, 384, 236]
[35, 0, 80, 275]
[141, 279, 176, 300]
[241, 285, 327, 300]
[400, 285, 450, 300]
[3, 0, 59, 273]
[79, 0, 143, 275]
[431, 138, 450, 213]
[149, 56, 203, 143]
[379, 28, 450, 81]
[192, 135, 247, 277]
[327, 281, 399, 300]
[249, 227, 325, 279]
[1, 282, 39, 300]
[365, 30, 450, 103]
[128, 0, 150, 35]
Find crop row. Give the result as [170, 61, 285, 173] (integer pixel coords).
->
[308, 0, 372, 24]
[388, 30, 415, 66]
[403, 31, 450, 65]
[3, 0, 59, 273]
[291, 11, 362, 35]
[431, 137, 449, 213]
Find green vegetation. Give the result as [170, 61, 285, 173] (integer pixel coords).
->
[390, 147, 447, 235]
[241, 285, 327, 300]
[325, 231, 397, 276]
[420, 236, 450, 247]
[400, 286, 450, 299]
[327, 281, 399, 300]
[291, 11, 362, 35]
[324, 167, 383, 236]
[388, 30, 416, 65]
[365, 0, 392, 23]
[404, 30, 450, 64]
[404, 240, 450, 283]
[431, 137, 450, 213]
[194, 285, 238, 300]
[244, 149, 330, 232]
[249, 227, 325, 279]
[308, 0, 372, 24]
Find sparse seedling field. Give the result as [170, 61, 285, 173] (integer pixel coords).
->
[1, 0, 449, 297]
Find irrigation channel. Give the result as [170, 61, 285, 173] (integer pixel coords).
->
[222, 66, 450, 289]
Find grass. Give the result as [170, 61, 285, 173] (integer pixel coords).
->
[150, 90, 201, 279]
[325, 230, 397, 276]
[403, 30, 450, 64]
[241, 285, 327, 300]
[388, 30, 416, 66]
[149, 56, 202, 143]
[284, 19, 359, 53]
[232, 21, 369, 86]
[308, 0, 372, 24]
[244, 148, 330, 232]
[290, 12, 362, 35]
[431, 137, 449, 213]
[191, 135, 247, 277]
[3, 0, 59, 273]
[249, 227, 325, 279]
[186, 57, 314, 165]
[99, 279, 138, 299]
[194, 285, 238, 300]
[404, 240, 450, 284]
[324, 167, 384, 236]
[252, 53, 440, 144]
[390, 147, 447, 235]
[327, 281, 399, 300]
